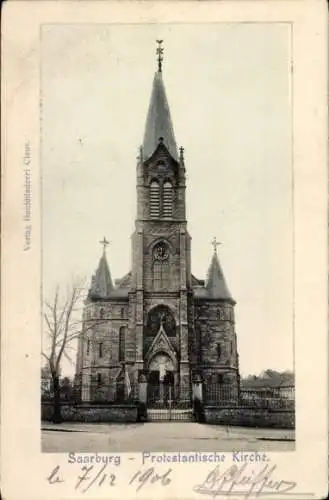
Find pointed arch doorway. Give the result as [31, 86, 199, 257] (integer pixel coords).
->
[147, 352, 176, 407]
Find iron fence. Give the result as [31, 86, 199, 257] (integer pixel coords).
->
[147, 383, 191, 409]
[204, 383, 295, 410]
[42, 380, 137, 405]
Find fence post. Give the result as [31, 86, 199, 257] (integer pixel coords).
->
[137, 373, 148, 422]
[192, 374, 205, 422]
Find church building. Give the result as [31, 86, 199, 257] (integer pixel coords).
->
[75, 43, 240, 405]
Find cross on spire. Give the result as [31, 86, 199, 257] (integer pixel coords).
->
[211, 236, 221, 253]
[156, 39, 164, 72]
[99, 236, 110, 252]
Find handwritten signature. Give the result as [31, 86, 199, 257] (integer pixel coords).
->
[47, 464, 172, 494]
[193, 463, 297, 498]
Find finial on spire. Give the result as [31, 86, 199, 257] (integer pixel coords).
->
[99, 236, 110, 253]
[156, 39, 164, 72]
[211, 237, 221, 254]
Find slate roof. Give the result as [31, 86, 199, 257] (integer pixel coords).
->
[204, 251, 234, 301]
[89, 250, 113, 299]
[142, 70, 178, 162]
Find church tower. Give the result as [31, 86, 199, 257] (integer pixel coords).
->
[130, 41, 192, 399]
[75, 41, 240, 407]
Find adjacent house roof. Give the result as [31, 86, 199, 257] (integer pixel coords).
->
[142, 70, 178, 162]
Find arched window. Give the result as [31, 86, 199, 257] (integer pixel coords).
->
[149, 180, 160, 218]
[217, 343, 221, 360]
[146, 305, 176, 337]
[99, 343, 103, 358]
[87, 339, 90, 355]
[163, 180, 173, 217]
[152, 242, 170, 290]
[119, 326, 126, 361]
[163, 180, 173, 216]
[99, 307, 104, 319]
[97, 373, 102, 386]
[120, 308, 125, 319]
[153, 260, 170, 289]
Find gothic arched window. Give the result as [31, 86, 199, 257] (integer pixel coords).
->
[119, 326, 126, 361]
[149, 180, 160, 218]
[152, 242, 170, 290]
[163, 180, 173, 217]
[146, 305, 176, 337]
[217, 343, 221, 360]
[87, 339, 90, 356]
[99, 342, 103, 358]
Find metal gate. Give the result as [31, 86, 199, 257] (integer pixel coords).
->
[147, 383, 193, 422]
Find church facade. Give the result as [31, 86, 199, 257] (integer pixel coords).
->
[75, 46, 240, 405]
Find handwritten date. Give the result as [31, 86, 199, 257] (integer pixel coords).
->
[47, 464, 116, 493]
[47, 464, 172, 494]
[129, 467, 172, 491]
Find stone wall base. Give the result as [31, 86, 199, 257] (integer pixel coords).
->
[42, 402, 138, 423]
[204, 407, 295, 429]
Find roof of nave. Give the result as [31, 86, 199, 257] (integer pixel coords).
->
[191, 275, 205, 286]
[142, 70, 178, 162]
[114, 271, 132, 288]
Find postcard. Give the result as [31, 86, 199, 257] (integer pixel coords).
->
[1, 1, 328, 499]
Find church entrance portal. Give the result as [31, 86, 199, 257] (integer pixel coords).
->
[146, 353, 193, 421]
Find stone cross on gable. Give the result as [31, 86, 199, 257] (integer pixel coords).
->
[159, 311, 166, 328]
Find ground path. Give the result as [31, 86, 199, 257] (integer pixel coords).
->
[42, 422, 294, 453]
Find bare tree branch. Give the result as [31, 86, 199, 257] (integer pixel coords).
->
[42, 351, 50, 362]
[55, 285, 82, 372]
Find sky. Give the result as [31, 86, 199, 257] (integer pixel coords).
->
[41, 22, 293, 377]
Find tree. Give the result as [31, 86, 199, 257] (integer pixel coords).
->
[42, 280, 90, 423]
[241, 369, 294, 389]
[60, 376, 73, 401]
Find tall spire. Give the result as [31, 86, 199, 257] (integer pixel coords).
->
[205, 239, 234, 302]
[142, 41, 178, 162]
[89, 238, 113, 299]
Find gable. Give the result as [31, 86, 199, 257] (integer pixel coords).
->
[144, 324, 177, 365]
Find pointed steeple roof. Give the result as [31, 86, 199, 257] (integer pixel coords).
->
[89, 239, 113, 299]
[142, 67, 178, 162]
[205, 246, 234, 302]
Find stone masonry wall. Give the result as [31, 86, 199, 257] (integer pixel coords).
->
[195, 301, 237, 366]
[42, 402, 138, 423]
[204, 407, 295, 429]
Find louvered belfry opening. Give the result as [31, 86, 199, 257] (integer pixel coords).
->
[163, 180, 173, 217]
[149, 180, 160, 217]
